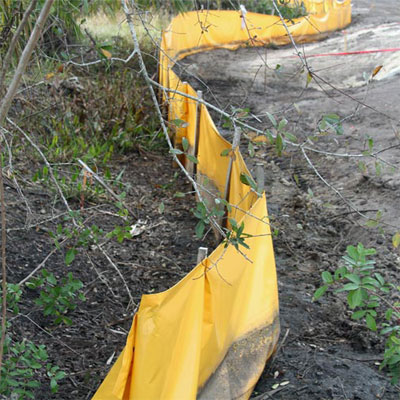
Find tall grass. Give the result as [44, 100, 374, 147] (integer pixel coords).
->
[82, 10, 169, 54]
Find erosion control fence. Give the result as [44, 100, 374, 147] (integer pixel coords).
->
[93, 1, 351, 399]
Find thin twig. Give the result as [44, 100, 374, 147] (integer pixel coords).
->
[96, 244, 135, 309]
[19, 237, 69, 286]
[20, 314, 80, 355]
[300, 146, 366, 220]
[0, 0, 55, 123]
[7, 118, 77, 226]
[122, 0, 225, 238]
[66, 49, 137, 68]
[0, 0, 38, 95]
[77, 159, 137, 218]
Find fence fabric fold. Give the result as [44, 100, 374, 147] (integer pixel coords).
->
[93, 1, 351, 399]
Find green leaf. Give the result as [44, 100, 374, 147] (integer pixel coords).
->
[358, 161, 367, 174]
[336, 283, 360, 292]
[321, 271, 333, 284]
[346, 245, 358, 261]
[228, 218, 237, 228]
[334, 266, 348, 280]
[351, 310, 367, 320]
[182, 137, 189, 152]
[65, 249, 77, 266]
[239, 173, 257, 191]
[278, 118, 288, 131]
[313, 285, 328, 301]
[306, 72, 313, 86]
[220, 148, 231, 157]
[361, 276, 380, 287]
[169, 148, 183, 155]
[170, 119, 188, 128]
[283, 131, 297, 143]
[248, 141, 255, 158]
[385, 309, 393, 321]
[275, 132, 283, 156]
[186, 154, 198, 164]
[320, 114, 343, 135]
[381, 326, 393, 335]
[195, 221, 205, 239]
[26, 381, 40, 388]
[347, 288, 363, 309]
[366, 314, 377, 331]
[50, 377, 59, 393]
[158, 202, 165, 213]
[55, 371, 66, 380]
[26, 281, 38, 289]
[266, 112, 277, 127]
[374, 273, 384, 286]
[265, 130, 274, 143]
[345, 273, 361, 285]
[392, 232, 400, 248]
[368, 138, 374, 152]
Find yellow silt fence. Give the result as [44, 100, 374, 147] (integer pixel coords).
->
[93, 1, 351, 399]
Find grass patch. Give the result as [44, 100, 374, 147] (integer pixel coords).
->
[82, 10, 169, 54]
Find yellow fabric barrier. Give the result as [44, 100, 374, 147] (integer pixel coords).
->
[94, 195, 278, 400]
[93, 2, 351, 399]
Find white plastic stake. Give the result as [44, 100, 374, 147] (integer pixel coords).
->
[240, 5, 247, 30]
[197, 247, 208, 265]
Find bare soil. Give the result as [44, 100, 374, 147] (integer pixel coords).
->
[5, 151, 214, 399]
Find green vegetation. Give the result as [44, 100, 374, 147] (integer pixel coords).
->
[314, 244, 400, 384]
[0, 284, 65, 398]
[135, 0, 307, 18]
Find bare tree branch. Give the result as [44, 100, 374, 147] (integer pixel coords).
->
[0, 0, 38, 96]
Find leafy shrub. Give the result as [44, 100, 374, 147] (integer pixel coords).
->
[26, 270, 86, 326]
[314, 243, 400, 384]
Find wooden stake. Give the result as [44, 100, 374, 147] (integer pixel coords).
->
[256, 163, 265, 194]
[193, 90, 203, 176]
[223, 126, 242, 203]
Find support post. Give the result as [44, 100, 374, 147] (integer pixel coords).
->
[223, 127, 242, 227]
[256, 163, 265, 194]
[197, 247, 208, 265]
[192, 90, 203, 176]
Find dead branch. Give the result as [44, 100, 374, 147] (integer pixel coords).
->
[0, 0, 38, 95]
[77, 159, 137, 218]
[7, 118, 76, 224]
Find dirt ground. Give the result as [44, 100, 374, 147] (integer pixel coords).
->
[173, 0, 400, 399]
[5, 150, 216, 398]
